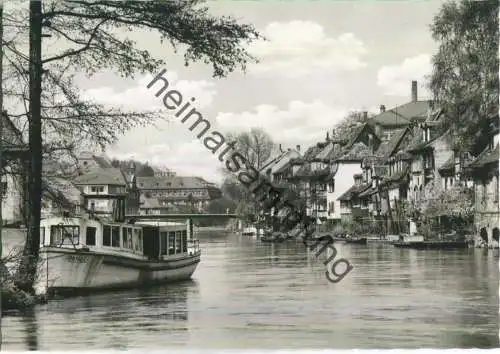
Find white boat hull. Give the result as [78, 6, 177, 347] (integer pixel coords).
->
[35, 247, 200, 296]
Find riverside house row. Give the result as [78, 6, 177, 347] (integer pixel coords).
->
[261, 81, 499, 248]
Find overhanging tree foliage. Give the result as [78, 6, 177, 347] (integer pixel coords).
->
[429, 0, 499, 153]
[1, 0, 262, 293]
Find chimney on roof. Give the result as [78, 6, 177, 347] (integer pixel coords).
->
[326, 132, 330, 141]
[279, 144, 283, 153]
[411, 80, 418, 102]
[296, 144, 300, 152]
[363, 111, 368, 120]
[380, 105, 386, 113]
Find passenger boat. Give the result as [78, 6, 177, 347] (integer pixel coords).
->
[34, 215, 201, 297]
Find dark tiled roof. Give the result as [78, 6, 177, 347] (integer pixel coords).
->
[469, 144, 499, 169]
[358, 185, 377, 197]
[73, 167, 126, 186]
[314, 142, 336, 161]
[391, 100, 433, 121]
[368, 101, 435, 128]
[337, 184, 371, 201]
[368, 110, 410, 128]
[337, 142, 372, 161]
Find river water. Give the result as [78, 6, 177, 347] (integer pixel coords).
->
[1, 229, 499, 350]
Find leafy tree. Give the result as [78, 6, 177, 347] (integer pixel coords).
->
[429, 0, 499, 153]
[2, 0, 261, 293]
[136, 163, 155, 177]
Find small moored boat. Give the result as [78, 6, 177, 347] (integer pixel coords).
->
[345, 235, 368, 245]
[241, 226, 257, 236]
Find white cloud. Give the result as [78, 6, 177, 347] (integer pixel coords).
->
[215, 100, 351, 148]
[82, 71, 217, 112]
[248, 21, 367, 77]
[109, 139, 223, 183]
[107, 99, 354, 182]
[377, 54, 432, 98]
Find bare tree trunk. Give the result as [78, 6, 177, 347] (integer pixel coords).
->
[0, 0, 4, 345]
[17, 0, 43, 294]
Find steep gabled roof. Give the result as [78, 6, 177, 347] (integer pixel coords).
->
[468, 144, 499, 169]
[368, 100, 434, 128]
[337, 142, 372, 161]
[337, 184, 371, 201]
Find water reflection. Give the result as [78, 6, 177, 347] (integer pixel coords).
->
[1, 231, 498, 349]
[21, 309, 38, 351]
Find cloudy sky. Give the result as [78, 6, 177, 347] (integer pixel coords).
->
[78, 0, 445, 183]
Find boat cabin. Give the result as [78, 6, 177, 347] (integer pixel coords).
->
[39, 216, 198, 260]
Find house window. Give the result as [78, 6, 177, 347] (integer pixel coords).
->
[90, 186, 105, 193]
[482, 180, 487, 203]
[328, 181, 335, 193]
[86, 226, 97, 246]
[103, 225, 111, 246]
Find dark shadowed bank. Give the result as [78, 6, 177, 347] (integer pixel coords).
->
[1, 230, 48, 314]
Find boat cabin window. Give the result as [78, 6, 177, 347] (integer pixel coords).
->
[50, 225, 79, 246]
[103, 226, 111, 246]
[160, 231, 168, 256]
[182, 230, 187, 253]
[134, 229, 143, 252]
[175, 231, 182, 253]
[86, 227, 97, 246]
[103, 225, 120, 247]
[121, 227, 133, 249]
[112, 226, 120, 247]
[168, 232, 175, 255]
